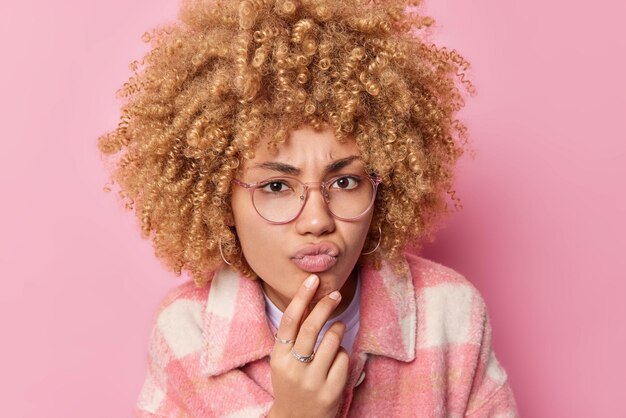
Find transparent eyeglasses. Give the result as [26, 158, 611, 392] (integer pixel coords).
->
[232, 173, 382, 224]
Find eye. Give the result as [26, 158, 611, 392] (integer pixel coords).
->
[259, 180, 291, 193]
[330, 176, 360, 190]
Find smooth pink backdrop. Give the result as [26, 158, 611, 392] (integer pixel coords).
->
[1, 0, 624, 416]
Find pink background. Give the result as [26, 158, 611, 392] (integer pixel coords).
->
[0, 0, 624, 416]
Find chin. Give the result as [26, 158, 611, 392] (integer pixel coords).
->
[317, 272, 343, 294]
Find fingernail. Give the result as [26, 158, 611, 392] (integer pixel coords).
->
[329, 291, 341, 300]
[304, 275, 318, 289]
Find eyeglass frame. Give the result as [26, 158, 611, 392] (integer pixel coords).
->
[231, 173, 382, 225]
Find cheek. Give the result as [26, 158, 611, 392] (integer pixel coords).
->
[240, 229, 265, 251]
[234, 218, 284, 277]
[348, 215, 375, 249]
[234, 219, 265, 259]
[232, 193, 260, 259]
[344, 229, 369, 263]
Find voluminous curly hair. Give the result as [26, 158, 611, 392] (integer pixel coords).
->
[98, 0, 475, 287]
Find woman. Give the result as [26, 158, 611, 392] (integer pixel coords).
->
[98, 0, 519, 416]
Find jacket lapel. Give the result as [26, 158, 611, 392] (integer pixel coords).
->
[201, 263, 275, 377]
[354, 255, 417, 362]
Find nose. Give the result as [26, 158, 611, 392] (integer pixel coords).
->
[294, 185, 335, 236]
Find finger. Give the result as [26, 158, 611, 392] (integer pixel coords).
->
[309, 321, 346, 380]
[326, 346, 350, 388]
[292, 290, 342, 359]
[274, 274, 319, 347]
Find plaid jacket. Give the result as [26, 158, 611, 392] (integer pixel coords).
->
[135, 250, 519, 417]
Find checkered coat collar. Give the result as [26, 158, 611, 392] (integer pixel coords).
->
[200, 256, 417, 377]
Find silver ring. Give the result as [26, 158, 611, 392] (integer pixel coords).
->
[291, 348, 315, 363]
[274, 333, 295, 344]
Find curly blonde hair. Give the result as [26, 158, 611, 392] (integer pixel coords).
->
[98, 0, 475, 287]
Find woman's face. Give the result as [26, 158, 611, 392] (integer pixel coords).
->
[230, 126, 375, 317]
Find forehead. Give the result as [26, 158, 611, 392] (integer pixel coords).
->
[243, 127, 364, 173]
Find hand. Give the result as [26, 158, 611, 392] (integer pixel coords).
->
[267, 274, 350, 418]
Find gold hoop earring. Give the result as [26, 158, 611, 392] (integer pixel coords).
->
[361, 225, 382, 255]
[219, 236, 232, 266]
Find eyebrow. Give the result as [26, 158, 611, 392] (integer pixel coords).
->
[250, 155, 362, 177]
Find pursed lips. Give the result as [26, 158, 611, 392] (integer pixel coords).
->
[291, 241, 340, 259]
[290, 242, 340, 273]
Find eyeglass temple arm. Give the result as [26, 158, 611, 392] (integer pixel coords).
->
[231, 178, 253, 189]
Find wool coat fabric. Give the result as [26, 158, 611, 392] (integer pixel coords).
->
[135, 250, 519, 417]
